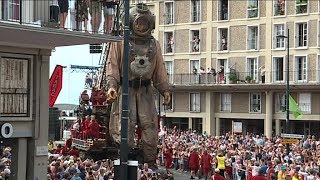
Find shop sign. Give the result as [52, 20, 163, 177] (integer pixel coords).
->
[281, 138, 299, 144]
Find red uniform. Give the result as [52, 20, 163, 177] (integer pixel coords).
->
[69, 149, 80, 157]
[164, 150, 173, 169]
[252, 175, 267, 180]
[88, 121, 100, 139]
[200, 152, 213, 175]
[54, 148, 62, 154]
[189, 151, 200, 173]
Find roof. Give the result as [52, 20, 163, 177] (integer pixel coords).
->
[54, 104, 78, 111]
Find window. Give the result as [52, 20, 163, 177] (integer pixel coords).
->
[164, 31, 174, 54]
[298, 93, 311, 113]
[190, 60, 200, 83]
[247, 26, 259, 50]
[0, 57, 29, 117]
[220, 93, 231, 112]
[2, 0, 20, 21]
[218, 0, 229, 20]
[217, 59, 228, 84]
[295, 56, 307, 82]
[165, 61, 173, 83]
[273, 0, 285, 16]
[273, 24, 285, 49]
[275, 93, 286, 112]
[190, 93, 200, 112]
[250, 93, 261, 112]
[273, 57, 285, 82]
[247, 57, 259, 83]
[247, 0, 259, 18]
[295, 22, 308, 48]
[190, 30, 200, 52]
[296, 0, 308, 14]
[218, 28, 228, 51]
[164, 1, 174, 24]
[191, 0, 201, 22]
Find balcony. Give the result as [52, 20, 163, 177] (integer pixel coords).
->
[168, 70, 320, 92]
[0, 0, 121, 49]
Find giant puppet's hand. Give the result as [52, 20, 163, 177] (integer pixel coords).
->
[163, 91, 171, 106]
[106, 88, 118, 103]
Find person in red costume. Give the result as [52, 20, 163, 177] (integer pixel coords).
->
[211, 169, 225, 180]
[88, 117, 100, 139]
[189, 147, 200, 179]
[252, 169, 267, 180]
[82, 115, 91, 139]
[200, 149, 213, 180]
[69, 146, 80, 158]
[54, 144, 63, 154]
[163, 145, 173, 175]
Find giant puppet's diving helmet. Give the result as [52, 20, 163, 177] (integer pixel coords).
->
[129, 3, 155, 37]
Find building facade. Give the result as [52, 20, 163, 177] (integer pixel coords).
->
[150, 0, 320, 138]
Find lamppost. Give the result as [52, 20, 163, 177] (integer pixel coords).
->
[277, 28, 290, 154]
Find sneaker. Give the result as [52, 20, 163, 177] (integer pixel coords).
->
[190, 176, 195, 179]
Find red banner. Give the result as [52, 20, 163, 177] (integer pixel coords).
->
[49, 65, 63, 107]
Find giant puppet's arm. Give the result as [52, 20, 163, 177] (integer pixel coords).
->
[106, 42, 123, 102]
[152, 40, 172, 104]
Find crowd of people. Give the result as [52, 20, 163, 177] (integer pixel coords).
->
[0, 147, 12, 180]
[158, 127, 320, 180]
[46, 125, 320, 180]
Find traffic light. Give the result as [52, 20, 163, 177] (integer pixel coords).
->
[89, 44, 103, 54]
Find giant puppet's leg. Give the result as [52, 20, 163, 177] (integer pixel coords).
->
[137, 86, 158, 166]
[109, 88, 122, 145]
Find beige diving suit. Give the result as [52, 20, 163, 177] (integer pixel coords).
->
[106, 3, 171, 166]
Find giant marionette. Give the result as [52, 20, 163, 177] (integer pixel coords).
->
[105, 3, 171, 167]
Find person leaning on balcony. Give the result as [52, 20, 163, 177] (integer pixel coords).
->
[89, 0, 102, 33]
[75, 0, 89, 32]
[259, 65, 265, 84]
[58, 0, 69, 29]
[50, 0, 60, 23]
[103, 0, 118, 34]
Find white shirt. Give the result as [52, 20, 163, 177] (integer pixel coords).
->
[50, 0, 59, 6]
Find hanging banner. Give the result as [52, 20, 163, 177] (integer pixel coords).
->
[49, 65, 63, 107]
[233, 121, 242, 133]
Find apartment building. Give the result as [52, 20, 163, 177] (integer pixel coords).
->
[0, 1, 120, 179]
[150, 0, 320, 138]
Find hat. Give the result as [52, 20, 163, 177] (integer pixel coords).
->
[281, 165, 286, 170]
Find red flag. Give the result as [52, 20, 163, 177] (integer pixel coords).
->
[49, 65, 63, 107]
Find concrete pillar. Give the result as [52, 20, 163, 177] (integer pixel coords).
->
[265, 91, 273, 138]
[216, 118, 220, 136]
[275, 119, 281, 136]
[27, 52, 50, 180]
[188, 117, 192, 130]
[205, 92, 216, 135]
[16, 138, 27, 180]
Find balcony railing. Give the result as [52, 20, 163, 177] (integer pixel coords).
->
[168, 70, 320, 85]
[0, 0, 121, 34]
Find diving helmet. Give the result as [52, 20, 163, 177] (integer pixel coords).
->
[129, 3, 155, 37]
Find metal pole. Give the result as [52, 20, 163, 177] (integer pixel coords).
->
[286, 28, 290, 155]
[19, 0, 22, 24]
[120, 0, 130, 179]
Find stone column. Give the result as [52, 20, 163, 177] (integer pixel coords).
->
[16, 138, 27, 180]
[188, 117, 192, 130]
[216, 118, 221, 136]
[275, 119, 281, 136]
[27, 52, 50, 180]
[205, 92, 216, 135]
[265, 91, 273, 138]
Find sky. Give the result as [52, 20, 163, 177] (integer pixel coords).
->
[49, 45, 101, 105]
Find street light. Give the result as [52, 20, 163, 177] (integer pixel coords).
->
[277, 28, 290, 154]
